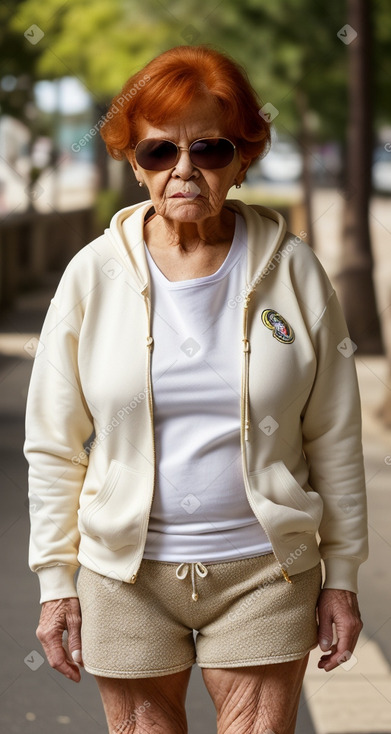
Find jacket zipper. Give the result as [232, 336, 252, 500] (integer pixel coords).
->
[241, 292, 292, 584]
[129, 287, 156, 583]
[131, 284, 291, 584]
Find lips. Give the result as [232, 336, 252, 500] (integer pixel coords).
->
[171, 192, 201, 198]
[170, 182, 202, 199]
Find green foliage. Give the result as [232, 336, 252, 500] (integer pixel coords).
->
[0, 0, 38, 119]
[10, 0, 178, 93]
[94, 188, 122, 229]
[7, 0, 391, 141]
[373, 0, 391, 122]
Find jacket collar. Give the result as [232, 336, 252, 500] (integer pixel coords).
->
[106, 198, 287, 294]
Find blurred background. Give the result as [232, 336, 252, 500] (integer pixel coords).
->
[1, 1, 391, 733]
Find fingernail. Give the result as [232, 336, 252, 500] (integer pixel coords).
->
[71, 650, 82, 663]
[320, 638, 330, 649]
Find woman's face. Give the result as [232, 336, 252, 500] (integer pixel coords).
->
[126, 96, 250, 224]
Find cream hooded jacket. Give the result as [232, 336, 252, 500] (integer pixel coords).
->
[24, 199, 368, 603]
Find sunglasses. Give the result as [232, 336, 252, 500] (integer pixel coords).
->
[132, 137, 236, 171]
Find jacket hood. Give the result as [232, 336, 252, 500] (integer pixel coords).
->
[105, 199, 287, 294]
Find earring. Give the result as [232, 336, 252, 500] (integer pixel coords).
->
[235, 182, 241, 189]
[138, 181, 144, 187]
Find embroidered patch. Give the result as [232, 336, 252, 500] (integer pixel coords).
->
[261, 309, 295, 344]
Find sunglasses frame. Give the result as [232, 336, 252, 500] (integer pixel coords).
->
[131, 137, 237, 171]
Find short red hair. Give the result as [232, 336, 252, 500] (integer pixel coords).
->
[100, 45, 271, 168]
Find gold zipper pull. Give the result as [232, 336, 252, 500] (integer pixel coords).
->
[281, 568, 292, 584]
[130, 572, 138, 583]
[244, 293, 251, 309]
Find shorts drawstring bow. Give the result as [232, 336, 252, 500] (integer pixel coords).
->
[175, 561, 208, 601]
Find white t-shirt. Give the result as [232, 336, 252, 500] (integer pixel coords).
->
[142, 212, 273, 562]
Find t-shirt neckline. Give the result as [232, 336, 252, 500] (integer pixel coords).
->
[144, 213, 245, 289]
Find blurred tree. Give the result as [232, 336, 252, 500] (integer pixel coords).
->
[335, 0, 383, 354]
[372, 0, 391, 421]
[10, 0, 350, 233]
[10, 0, 183, 207]
[210, 0, 351, 249]
[8, 0, 390, 355]
[8, 0, 389, 180]
[0, 0, 52, 207]
[0, 1, 37, 120]
[373, 0, 391, 125]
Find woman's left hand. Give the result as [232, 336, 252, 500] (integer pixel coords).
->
[316, 588, 363, 671]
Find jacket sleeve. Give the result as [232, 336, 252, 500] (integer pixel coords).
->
[24, 290, 94, 603]
[301, 289, 369, 594]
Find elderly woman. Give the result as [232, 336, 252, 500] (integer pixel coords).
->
[25, 45, 368, 734]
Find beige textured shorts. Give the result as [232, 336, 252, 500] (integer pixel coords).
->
[76, 553, 322, 679]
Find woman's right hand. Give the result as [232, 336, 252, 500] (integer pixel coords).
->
[36, 597, 83, 682]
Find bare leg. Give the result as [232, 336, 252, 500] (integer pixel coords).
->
[95, 666, 192, 734]
[201, 653, 309, 734]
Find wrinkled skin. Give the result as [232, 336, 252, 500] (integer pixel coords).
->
[316, 587, 363, 670]
[36, 587, 362, 682]
[36, 597, 83, 682]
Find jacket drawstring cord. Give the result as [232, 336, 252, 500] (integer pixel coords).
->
[142, 286, 155, 402]
[142, 287, 154, 347]
[176, 562, 209, 601]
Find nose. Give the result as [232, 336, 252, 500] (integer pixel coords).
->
[172, 148, 199, 179]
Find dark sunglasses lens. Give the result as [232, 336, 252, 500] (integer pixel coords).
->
[136, 140, 177, 170]
[190, 138, 235, 168]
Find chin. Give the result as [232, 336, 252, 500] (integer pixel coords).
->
[164, 200, 211, 221]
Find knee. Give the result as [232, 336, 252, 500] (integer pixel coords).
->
[215, 682, 297, 734]
[109, 705, 187, 734]
[109, 721, 187, 734]
[108, 702, 152, 733]
[109, 713, 138, 733]
[216, 689, 263, 734]
[96, 670, 190, 734]
[217, 704, 295, 734]
[110, 720, 134, 734]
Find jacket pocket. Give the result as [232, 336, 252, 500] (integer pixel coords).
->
[247, 460, 324, 539]
[79, 460, 147, 551]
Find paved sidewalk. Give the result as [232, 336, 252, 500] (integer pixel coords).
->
[303, 355, 391, 733]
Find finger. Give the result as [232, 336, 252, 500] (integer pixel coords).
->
[43, 639, 81, 682]
[65, 601, 84, 666]
[325, 637, 359, 671]
[322, 609, 362, 672]
[318, 643, 337, 670]
[317, 604, 334, 652]
[71, 649, 83, 665]
[318, 627, 359, 672]
[318, 620, 362, 672]
[36, 607, 82, 682]
[62, 630, 84, 671]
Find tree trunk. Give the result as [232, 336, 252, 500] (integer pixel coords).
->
[94, 102, 110, 190]
[295, 88, 315, 249]
[335, 0, 383, 354]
